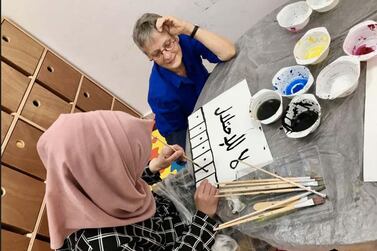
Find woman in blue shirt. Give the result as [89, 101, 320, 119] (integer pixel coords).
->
[133, 13, 236, 148]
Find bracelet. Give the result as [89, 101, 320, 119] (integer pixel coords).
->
[190, 25, 199, 38]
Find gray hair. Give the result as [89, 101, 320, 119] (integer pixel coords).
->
[133, 13, 162, 51]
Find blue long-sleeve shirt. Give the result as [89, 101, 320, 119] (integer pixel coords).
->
[148, 34, 221, 137]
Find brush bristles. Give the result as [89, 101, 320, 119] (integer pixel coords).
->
[312, 195, 326, 205]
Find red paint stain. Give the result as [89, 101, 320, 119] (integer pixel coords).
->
[150, 147, 159, 159]
[353, 44, 375, 55]
[367, 24, 376, 31]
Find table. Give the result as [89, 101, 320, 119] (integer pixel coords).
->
[156, 0, 377, 250]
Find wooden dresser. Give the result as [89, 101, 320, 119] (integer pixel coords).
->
[1, 18, 141, 251]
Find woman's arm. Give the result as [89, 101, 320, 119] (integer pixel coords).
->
[156, 16, 236, 61]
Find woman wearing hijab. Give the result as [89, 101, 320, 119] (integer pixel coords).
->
[37, 111, 219, 251]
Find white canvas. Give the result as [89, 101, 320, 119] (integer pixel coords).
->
[188, 80, 273, 185]
[364, 57, 377, 182]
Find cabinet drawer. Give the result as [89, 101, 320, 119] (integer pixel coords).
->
[1, 229, 30, 251]
[76, 77, 112, 111]
[1, 111, 13, 143]
[2, 120, 45, 179]
[36, 51, 81, 101]
[1, 20, 44, 75]
[1, 61, 30, 112]
[32, 239, 52, 251]
[37, 210, 49, 238]
[113, 99, 140, 118]
[1, 166, 45, 233]
[21, 83, 71, 129]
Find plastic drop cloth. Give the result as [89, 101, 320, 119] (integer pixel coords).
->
[154, 0, 377, 249]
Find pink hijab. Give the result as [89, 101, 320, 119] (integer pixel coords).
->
[37, 111, 156, 249]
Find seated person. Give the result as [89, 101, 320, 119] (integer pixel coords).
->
[133, 13, 236, 148]
[37, 111, 219, 251]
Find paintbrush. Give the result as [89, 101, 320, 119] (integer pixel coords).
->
[215, 187, 309, 197]
[217, 177, 323, 188]
[218, 182, 320, 194]
[218, 181, 320, 192]
[253, 197, 311, 211]
[151, 136, 202, 168]
[239, 160, 327, 198]
[217, 176, 318, 186]
[214, 195, 325, 231]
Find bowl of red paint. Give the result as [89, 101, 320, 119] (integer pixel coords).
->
[343, 20, 377, 61]
[282, 94, 321, 138]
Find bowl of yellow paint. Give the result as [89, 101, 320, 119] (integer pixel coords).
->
[277, 1, 313, 32]
[343, 20, 377, 61]
[294, 27, 331, 65]
[316, 56, 360, 99]
[306, 0, 339, 13]
[272, 65, 314, 98]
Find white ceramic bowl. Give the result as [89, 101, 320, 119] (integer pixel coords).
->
[306, 0, 339, 12]
[316, 56, 360, 99]
[343, 20, 377, 61]
[277, 1, 313, 32]
[282, 94, 321, 138]
[294, 27, 331, 65]
[272, 65, 314, 98]
[249, 89, 283, 125]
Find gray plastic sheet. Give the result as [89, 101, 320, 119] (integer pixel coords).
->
[154, 0, 377, 249]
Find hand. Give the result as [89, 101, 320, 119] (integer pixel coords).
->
[194, 179, 219, 218]
[149, 144, 185, 173]
[156, 16, 194, 36]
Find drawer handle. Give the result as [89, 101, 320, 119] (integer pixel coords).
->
[2, 36, 10, 43]
[47, 66, 54, 73]
[1, 187, 5, 197]
[16, 140, 26, 149]
[83, 92, 90, 98]
[33, 99, 41, 108]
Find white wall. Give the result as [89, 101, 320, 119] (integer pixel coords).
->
[2, 0, 288, 116]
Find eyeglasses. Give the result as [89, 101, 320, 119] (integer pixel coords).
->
[149, 37, 178, 60]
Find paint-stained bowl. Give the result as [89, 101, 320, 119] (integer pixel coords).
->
[277, 1, 313, 32]
[282, 94, 321, 138]
[306, 0, 339, 12]
[343, 20, 377, 61]
[294, 27, 331, 65]
[316, 56, 360, 99]
[272, 65, 314, 98]
[249, 89, 283, 125]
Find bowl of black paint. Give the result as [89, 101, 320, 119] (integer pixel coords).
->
[249, 89, 283, 125]
[282, 94, 321, 138]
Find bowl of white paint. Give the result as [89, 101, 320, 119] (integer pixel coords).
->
[277, 1, 313, 32]
[306, 0, 339, 12]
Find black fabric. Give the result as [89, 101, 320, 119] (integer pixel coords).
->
[57, 167, 217, 251]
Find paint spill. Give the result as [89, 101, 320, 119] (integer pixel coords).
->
[284, 78, 308, 95]
[256, 99, 281, 120]
[353, 44, 375, 55]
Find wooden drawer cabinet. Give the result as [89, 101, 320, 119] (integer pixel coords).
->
[32, 239, 52, 251]
[36, 51, 81, 101]
[76, 77, 112, 111]
[1, 111, 13, 143]
[113, 99, 140, 118]
[37, 210, 49, 238]
[21, 83, 71, 129]
[1, 20, 44, 75]
[1, 229, 30, 251]
[2, 120, 45, 180]
[1, 166, 45, 233]
[1, 61, 30, 112]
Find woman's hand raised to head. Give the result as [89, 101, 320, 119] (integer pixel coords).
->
[194, 179, 219, 218]
[149, 144, 185, 173]
[156, 16, 194, 36]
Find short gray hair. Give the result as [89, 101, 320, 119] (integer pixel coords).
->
[133, 13, 162, 51]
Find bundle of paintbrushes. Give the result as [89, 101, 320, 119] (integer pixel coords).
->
[214, 191, 326, 230]
[216, 176, 324, 197]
